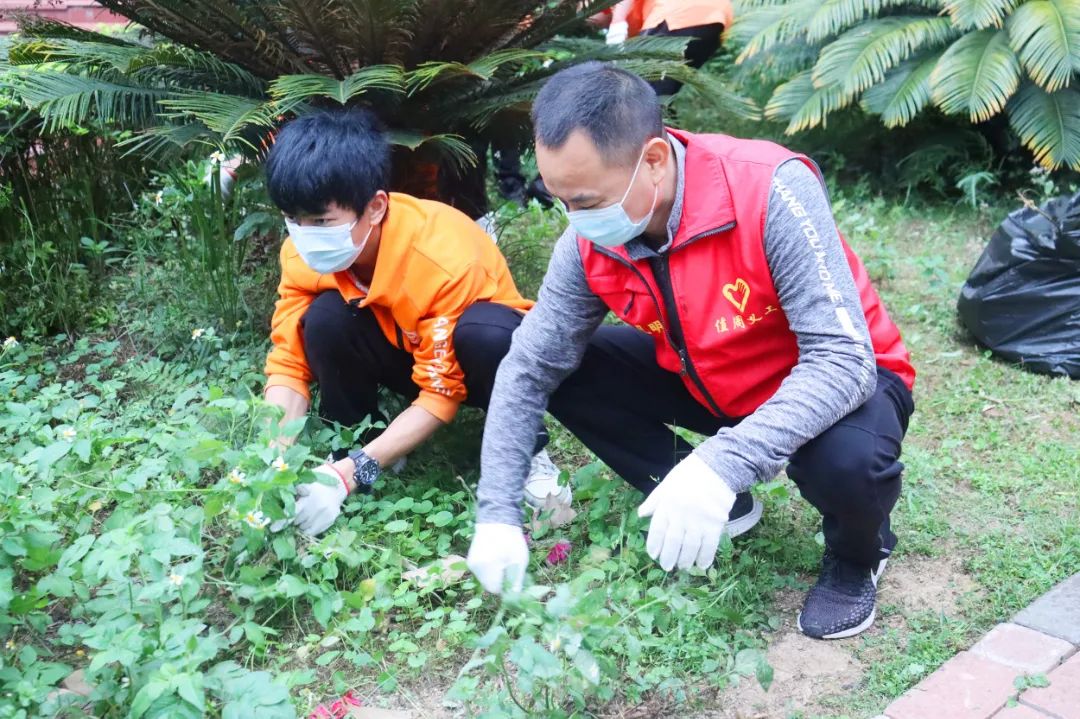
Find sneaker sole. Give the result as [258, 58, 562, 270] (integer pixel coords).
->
[724, 496, 764, 539]
[797, 607, 877, 640]
[796, 556, 890, 640]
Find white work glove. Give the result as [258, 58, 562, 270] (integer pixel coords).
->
[637, 454, 736, 571]
[466, 523, 529, 594]
[271, 465, 349, 536]
[606, 20, 629, 45]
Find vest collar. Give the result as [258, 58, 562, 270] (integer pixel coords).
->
[666, 128, 737, 246]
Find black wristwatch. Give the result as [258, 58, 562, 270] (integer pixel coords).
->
[347, 448, 381, 494]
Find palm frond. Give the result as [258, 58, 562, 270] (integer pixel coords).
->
[269, 66, 406, 107]
[10, 70, 169, 130]
[683, 72, 763, 121]
[157, 91, 278, 150]
[813, 16, 958, 96]
[730, 41, 820, 86]
[387, 129, 477, 172]
[804, 0, 941, 43]
[942, 0, 1016, 30]
[8, 37, 144, 68]
[14, 14, 134, 45]
[117, 121, 216, 160]
[1007, 81, 1080, 169]
[406, 49, 545, 94]
[765, 69, 851, 133]
[861, 50, 944, 126]
[9, 36, 265, 98]
[1007, 0, 1080, 93]
[930, 28, 1020, 121]
[731, 0, 821, 63]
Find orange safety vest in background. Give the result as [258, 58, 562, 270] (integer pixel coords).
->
[638, 0, 734, 31]
[264, 193, 533, 423]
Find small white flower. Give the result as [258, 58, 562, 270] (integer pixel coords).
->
[60, 427, 77, 442]
[121, 677, 130, 688]
[244, 510, 270, 529]
[209, 150, 226, 164]
[2, 337, 17, 349]
[191, 328, 205, 340]
[153, 190, 164, 206]
[227, 468, 247, 485]
[271, 457, 288, 472]
[168, 573, 184, 586]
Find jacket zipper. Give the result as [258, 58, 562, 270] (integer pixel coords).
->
[595, 219, 736, 417]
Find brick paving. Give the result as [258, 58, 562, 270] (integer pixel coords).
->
[879, 573, 1080, 719]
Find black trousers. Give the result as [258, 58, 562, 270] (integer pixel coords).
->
[545, 325, 915, 568]
[641, 21, 725, 97]
[300, 292, 546, 451]
[303, 293, 914, 568]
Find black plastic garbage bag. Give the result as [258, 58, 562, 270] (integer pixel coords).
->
[957, 192, 1080, 378]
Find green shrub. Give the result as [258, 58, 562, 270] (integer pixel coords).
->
[0, 104, 152, 336]
[729, 0, 1080, 171]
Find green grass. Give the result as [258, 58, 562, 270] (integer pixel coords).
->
[1, 185, 1077, 718]
[818, 191, 1080, 716]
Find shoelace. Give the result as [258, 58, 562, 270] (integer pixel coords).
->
[818, 551, 871, 597]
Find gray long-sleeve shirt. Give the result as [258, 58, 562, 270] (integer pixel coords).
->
[477, 136, 877, 526]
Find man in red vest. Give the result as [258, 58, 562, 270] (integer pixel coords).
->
[466, 63, 916, 639]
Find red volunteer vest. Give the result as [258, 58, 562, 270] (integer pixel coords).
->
[579, 129, 915, 418]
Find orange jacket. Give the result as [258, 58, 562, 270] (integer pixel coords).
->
[264, 193, 533, 423]
[637, 0, 733, 32]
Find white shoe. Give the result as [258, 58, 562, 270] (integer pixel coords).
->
[523, 449, 572, 509]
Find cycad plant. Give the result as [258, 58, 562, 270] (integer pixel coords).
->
[730, 0, 1080, 170]
[5, 1, 758, 205]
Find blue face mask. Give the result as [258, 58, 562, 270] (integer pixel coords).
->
[285, 218, 371, 274]
[566, 147, 658, 248]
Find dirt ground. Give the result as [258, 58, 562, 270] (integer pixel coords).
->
[695, 555, 981, 719]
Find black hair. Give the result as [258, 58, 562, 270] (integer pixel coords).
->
[531, 61, 664, 167]
[265, 107, 391, 216]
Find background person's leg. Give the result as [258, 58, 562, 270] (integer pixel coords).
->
[641, 22, 724, 97]
[786, 367, 916, 568]
[301, 291, 417, 443]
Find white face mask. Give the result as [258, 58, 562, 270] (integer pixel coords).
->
[285, 218, 371, 274]
[565, 145, 658, 248]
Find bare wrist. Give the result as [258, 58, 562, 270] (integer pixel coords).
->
[329, 459, 356, 493]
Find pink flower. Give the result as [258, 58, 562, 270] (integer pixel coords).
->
[546, 540, 571, 565]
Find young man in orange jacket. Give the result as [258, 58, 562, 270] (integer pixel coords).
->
[263, 108, 569, 536]
[467, 63, 915, 640]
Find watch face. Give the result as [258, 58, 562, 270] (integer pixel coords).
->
[355, 458, 379, 487]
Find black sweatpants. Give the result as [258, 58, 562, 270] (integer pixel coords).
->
[641, 21, 725, 97]
[299, 292, 546, 451]
[544, 325, 915, 568]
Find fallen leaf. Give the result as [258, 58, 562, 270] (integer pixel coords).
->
[401, 554, 468, 589]
[527, 493, 577, 535]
